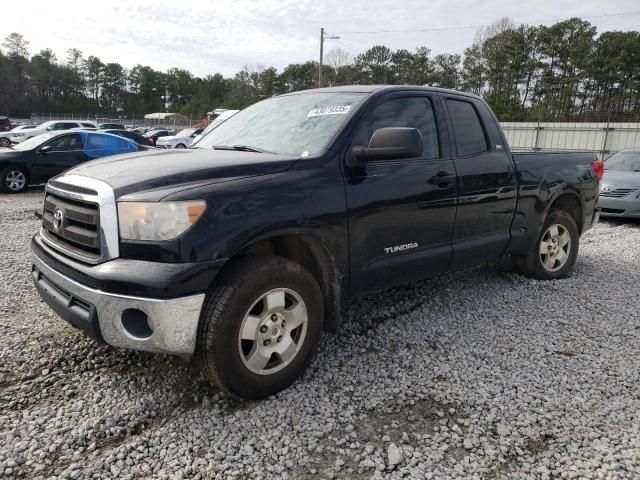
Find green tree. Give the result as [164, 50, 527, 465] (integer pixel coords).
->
[355, 45, 394, 84]
[460, 43, 485, 95]
[100, 63, 126, 112]
[83, 56, 104, 108]
[433, 54, 460, 89]
[279, 61, 318, 92]
[2, 32, 29, 58]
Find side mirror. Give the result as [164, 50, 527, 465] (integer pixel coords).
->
[352, 127, 423, 162]
[46, 126, 53, 131]
[39, 145, 52, 155]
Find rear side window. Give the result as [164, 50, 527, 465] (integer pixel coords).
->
[81, 123, 95, 128]
[85, 134, 136, 157]
[446, 99, 488, 157]
[354, 97, 440, 159]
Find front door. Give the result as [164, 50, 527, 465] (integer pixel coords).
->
[32, 133, 86, 183]
[344, 93, 457, 296]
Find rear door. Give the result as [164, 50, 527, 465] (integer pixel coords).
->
[344, 92, 457, 296]
[84, 133, 137, 160]
[443, 96, 516, 269]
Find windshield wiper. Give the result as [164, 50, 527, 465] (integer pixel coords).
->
[212, 145, 270, 153]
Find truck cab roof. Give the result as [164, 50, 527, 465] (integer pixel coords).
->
[278, 84, 483, 101]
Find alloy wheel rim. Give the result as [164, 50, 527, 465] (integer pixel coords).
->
[5, 170, 26, 191]
[237, 288, 308, 376]
[539, 223, 571, 272]
[0, 138, 9, 147]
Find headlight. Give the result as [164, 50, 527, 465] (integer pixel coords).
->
[118, 201, 206, 241]
[13, 133, 25, 137]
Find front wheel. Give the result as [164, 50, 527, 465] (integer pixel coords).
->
[0, 137, 11, 148]
[197, 256, 324, 399]
[514, 209, 579, 280]
[175, 143, 187, 149]
[0, 167, 28, 193]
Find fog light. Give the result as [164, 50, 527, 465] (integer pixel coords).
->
[121, 309, 153, 339]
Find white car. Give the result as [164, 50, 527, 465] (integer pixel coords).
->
[0, 125, 38, 147]
[155, 127, 204, 149]
[11, 120, 98, 143]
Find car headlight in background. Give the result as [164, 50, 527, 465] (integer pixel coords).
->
[13, 133, 25, 137]
[118, 201, 206, 241]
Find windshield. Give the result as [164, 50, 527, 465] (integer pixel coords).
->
[12, 132, 59, 151]
[177, 128, 196, 137]
[195, 92, 367, 156]
[604, 150, 640, 172]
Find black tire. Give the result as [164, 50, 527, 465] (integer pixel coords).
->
[197, 256, 324, 399]
[0, 167, 28, 194]
[175, 143, 187, 149]
[515, 209, 579, 280]
[0, 137, 10, 148]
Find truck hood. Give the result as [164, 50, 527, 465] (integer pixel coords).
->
[65, 148, 300, 198]
[602, 170, 640, 188]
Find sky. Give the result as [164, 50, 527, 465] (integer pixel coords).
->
[2, 0, 639, 77]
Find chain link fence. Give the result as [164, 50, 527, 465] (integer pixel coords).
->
[26, 113, 197, 130]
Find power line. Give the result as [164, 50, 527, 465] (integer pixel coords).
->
[334, 40, 357, 53]
[333, 11, 640, 35]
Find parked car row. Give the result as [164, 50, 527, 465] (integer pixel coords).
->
[0, 109, 240, 193]
[0, 130, 147, 193]
[8, 120, 99, 144]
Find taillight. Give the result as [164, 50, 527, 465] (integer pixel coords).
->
[592, 160, 604, 181]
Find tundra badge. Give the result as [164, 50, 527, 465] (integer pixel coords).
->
[384, 242, 418, 254]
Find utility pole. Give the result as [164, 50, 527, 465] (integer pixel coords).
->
[319, 28, 340, 88]
[319, 28, 324, 88]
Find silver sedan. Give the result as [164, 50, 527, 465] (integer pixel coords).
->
[598, 148, 640, 218]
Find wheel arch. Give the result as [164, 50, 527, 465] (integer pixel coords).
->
[548, 191, 584, 233]
[218, 233, 344, 333]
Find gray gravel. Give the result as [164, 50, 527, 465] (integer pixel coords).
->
[1, 190, 639, 479]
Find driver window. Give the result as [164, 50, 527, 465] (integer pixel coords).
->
[354, 97, 440, 159]
[45, 134, 84, 152]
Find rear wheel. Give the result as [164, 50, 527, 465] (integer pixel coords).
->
[197, 256, 324, 399]
[514, 209, 579, 280]
[0, 167, 28, 193]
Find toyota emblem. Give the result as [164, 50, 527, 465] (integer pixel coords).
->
[53, 209, 64, 231]
[600, 184, 612, 193]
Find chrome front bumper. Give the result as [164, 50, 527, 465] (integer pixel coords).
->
[32, 253, 205, 355]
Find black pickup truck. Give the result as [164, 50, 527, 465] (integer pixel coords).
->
[30, 86, 602, 399]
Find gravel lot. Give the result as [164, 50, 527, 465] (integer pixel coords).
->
[1, 190, 639, 479]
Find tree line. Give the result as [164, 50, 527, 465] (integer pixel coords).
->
[1, 17, 638, 121]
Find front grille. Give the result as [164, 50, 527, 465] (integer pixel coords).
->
[42, 192, 101, 259]
[600, 188, 637, 198]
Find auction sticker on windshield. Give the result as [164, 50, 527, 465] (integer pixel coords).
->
[307, 105, 351, 117]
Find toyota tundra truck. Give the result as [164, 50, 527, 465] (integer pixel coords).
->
[30, 86, 602, 399]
